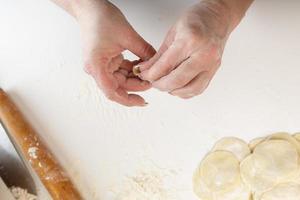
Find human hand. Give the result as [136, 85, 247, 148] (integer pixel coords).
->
[135, 0, 250, 99]
[74, 1, 155, 106]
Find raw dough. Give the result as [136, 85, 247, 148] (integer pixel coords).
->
[193, 132, 300, 200]
[253, 140, 299, 182]
[240, 155, 275, 194]
[260, 183, 300, 200]
[266, 132, 300, 155]
[200, 151, 240, 192]
[211, 137, 250, 161]
[249, 137, 265, 151]
[193, 151, 251, 200]
[293, 132, 300, 142]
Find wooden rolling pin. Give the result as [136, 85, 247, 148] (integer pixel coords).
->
[0, 89, 82, 200]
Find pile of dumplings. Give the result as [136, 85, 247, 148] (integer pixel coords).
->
[193, 132, 300, 200]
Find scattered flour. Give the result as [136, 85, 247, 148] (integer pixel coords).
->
[10, 187, 37, 200]
[28, 147, 38, 159]
[109, 163, 183, 200]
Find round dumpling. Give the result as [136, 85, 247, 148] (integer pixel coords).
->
[266, 132, 300, 155]
[293, 132, 300, 142]
[193, 169, 213, 200]
[194, 151, 240, 192]
[200, 151, 241, 192]
[253, 140, 299, 183]
[240, 155, 275, 194]
[194, 151, 250, 200]
[194, 133, 300, 200]
[260, 183, 300, 200]
[218, 183, 251, 200]
[193, 174, 251, 200]
[293, 170, 300, 184]
[211, 137, 251, 161]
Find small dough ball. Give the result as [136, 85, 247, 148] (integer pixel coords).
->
[253, 140, 299, 182]
[240, 155, 275, 194]
[199, 151, 241, 192]
[211, 137, 251, 161]
[249, 137, 265, 151]
[260, 183, 300, 200]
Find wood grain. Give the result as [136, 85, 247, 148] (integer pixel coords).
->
[0, 89, 83, 200]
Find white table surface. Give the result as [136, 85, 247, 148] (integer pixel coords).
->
[1, 0, 300, 199]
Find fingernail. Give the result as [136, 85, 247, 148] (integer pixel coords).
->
[133, 65, 141, 76]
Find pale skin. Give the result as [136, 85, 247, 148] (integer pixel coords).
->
[51, 0, 254, 106]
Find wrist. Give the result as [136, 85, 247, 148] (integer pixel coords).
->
[198, 0, 252, 36]
[217, 0, 253, 32]
[68, 0, 108, 19]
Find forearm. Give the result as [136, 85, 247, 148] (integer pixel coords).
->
[50, 0, 75, 16]
[50, 0, 107, 18]
[222, 0, 254, 30]
[198, 0, 254, 36]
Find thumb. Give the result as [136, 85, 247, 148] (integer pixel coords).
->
[125, 31, 156, 61]
[132, 27, 175, 76]
[132, 38, 169, 77]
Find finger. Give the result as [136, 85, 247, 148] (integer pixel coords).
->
[115, 88, 147, 107]
[139, 43, 190, 82]
[114, 72, 151, 92]
[86, 57, 146, 107]
[119, 60, 141, 78]
[102, 87, 147, 107]
[88, 60, 118, 93]
[107, 54, 124, 73]
[118, 69, 129, 76]
[169, 72, 211, 99]
[120, 59, 135, 71]
[133, 27, 176, 74]
[133, 52, 162, 76]
[125, 31, 156, 61]
[135, 42, 168, 72]
[120, 59, 143, 72]
[121, 59, 141, 76]
[98, 77, 147, 107]
[127, 72, 136, 78]
[152, 57, 202, 92]
[122, 78, 151, 92]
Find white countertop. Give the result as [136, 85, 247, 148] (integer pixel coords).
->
[1, 1, 300, 199]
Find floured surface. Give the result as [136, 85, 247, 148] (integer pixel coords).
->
[10, 187, 37, 200]
[1, 1, 300, 199]
[107, 161, 185, 200]
[0, 177, 15, 200]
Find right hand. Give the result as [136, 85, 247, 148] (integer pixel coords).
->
[73, 1, 156, 106]
[135, 1, 232, 99]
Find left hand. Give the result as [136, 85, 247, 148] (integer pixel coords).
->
[135, 1, 235, 99]
[76, 1, 156, 106]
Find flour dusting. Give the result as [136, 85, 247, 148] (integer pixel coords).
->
[10, 186, 37, 200]
[109, 163, 184, 200]
[28, 147, 38, 159]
